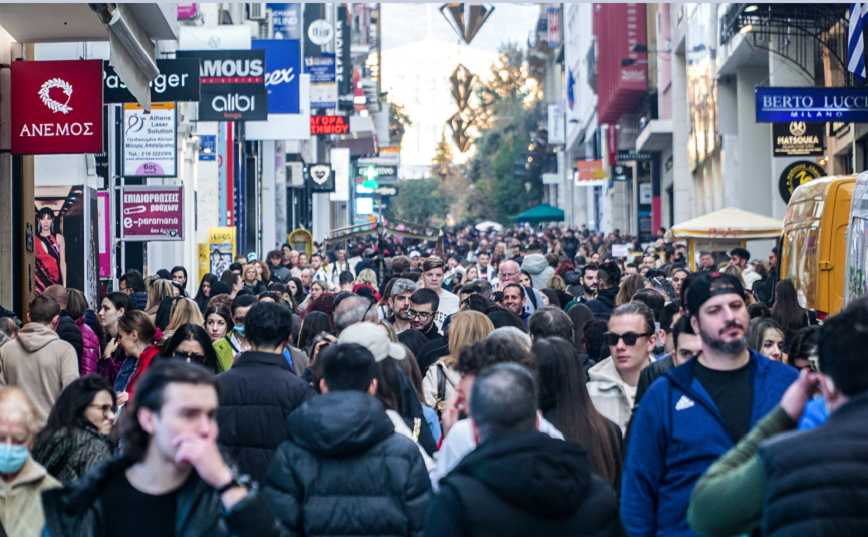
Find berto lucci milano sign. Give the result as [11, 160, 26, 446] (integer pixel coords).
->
[11, 60, 103, 155]
[756, 87, 868, 122]
[177, 50, 268, 121]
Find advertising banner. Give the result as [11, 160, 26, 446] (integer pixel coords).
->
[576, 159, 605, 181]
[120, 185, 184, 241]
[547, 103, 565, 144]
[269, 3, 302, 39]
[199, 134, 216, 161]
[12, 60, 103, 155]
[207, 226, 236, 279]
[756, 87, 868, 123]
[305, 54, 337, 109]
[245, 74, 310, 140]
[356, 164, 398, 185]
[335, 5, 352, 95]
[123, 102, 177, 177]
[104, 59, 200, 103]
[307, 163, 335, 192]
[356, 184, 399, 197]
[177, 49, 267, 121]
[35, 185, 98, 302]
[252, 39, 300, 114]
[772, 121, 825, 157]
[97, 191, 111, 279]
[547, 8, 559, 49]
[310, 115, 349, 134]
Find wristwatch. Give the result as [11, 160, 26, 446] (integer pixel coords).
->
[216, 473, 253, 494]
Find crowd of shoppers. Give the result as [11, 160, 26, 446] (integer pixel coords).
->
[0, 223, 855, 536]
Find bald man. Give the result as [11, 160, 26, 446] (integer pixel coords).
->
[497, 261, 544, 317]
[40, 286, 83, 361]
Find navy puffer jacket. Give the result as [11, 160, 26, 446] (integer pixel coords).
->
[56, 309, 83, 361]
[264, 391, 432, 537]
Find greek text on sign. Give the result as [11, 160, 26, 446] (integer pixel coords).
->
[121, 186, 184, 241]
[311, 115, 349, 134]
[123, 102, 177, 177]
[12, 59, 103, 155]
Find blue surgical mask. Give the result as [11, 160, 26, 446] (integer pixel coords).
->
[0, 444, 29, 474]
[234, 324, 246, 337]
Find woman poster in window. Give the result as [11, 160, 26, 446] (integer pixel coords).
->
[35, 206, 66, 293]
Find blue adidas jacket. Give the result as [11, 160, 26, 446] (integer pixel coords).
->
[621, 350, 798, 537]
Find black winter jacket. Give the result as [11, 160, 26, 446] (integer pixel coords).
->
[425, 430, 626, 537]
[41, 457, 282, 537]
[131, 291, 148, 311]
[586, 287, 619, 317]
[216, 351, 314, 482]
[56, 309, 84, 361]
[264, 391, 432, 537]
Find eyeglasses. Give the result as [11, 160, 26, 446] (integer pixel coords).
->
[603, 332, 653, 346]
[119, 285, 128, 292]
[408, 309, 434, 320]
[88, 404, 118, 416]
[500, 271, 519, 279]
[174, 351, 206, 361]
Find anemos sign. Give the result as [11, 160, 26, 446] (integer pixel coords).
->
[12, 60, 103, 155]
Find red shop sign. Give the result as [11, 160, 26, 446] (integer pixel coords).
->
[12, 60, 103, 155]
[310, 115, 349, 135]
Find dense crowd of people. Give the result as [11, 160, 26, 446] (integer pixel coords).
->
[0, 221, 863, 537]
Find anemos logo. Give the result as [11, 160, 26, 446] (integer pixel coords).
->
[39, 78, 73, 114]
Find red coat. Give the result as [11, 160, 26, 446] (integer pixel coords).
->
[125, 343, 160, 399]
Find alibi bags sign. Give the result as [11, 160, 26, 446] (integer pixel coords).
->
[177, 50, 268, 121]
[12, 60, 103, 155]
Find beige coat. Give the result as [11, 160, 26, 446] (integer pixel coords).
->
[0, 457, 60, 537]
[586, 357, 638, 435]
[422, 361, 460, 411]
[0, 323, 80, 427]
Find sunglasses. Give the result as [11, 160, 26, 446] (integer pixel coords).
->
[603, 331, 653, 346]
[174, 350, 205, 361]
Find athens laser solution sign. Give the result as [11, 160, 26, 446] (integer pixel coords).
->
[11, 59, 103, 155]
[121, 185, 184, 241]
[123, 103, 177, 177]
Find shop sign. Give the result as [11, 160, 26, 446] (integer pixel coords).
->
[269, 3, 301, 39]
[12, 60, 103, 155]
[356, 164, 397, 184]
[310, 115, 348, 134]
[547, 8, 559, 49]
[104, 59, 200, 103]
[252, 39, 300, 114]
[778, 160, 826, 203]
[97, 192, 111, 279]
[120, 185, 184, 241]
[123, 102, 177, 177]
[756, 87, 868, 123]
[304, 54, 337, 109]
[577, 159, 605, 181]
[611, 164, 633, 181]
[356, 184, 398, 196]
[617, 150, 652, 161]
[177, 49, 267, 121]
[307, 163, 335, 192]
[772, 122, 824, 157]
[178, 4, 198, 20]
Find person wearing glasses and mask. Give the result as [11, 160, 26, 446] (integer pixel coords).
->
[407, 289, 442, 342]
[161, 324, 222, 374]
[586, 302, 658, 435]
[33, 375, 117, 485]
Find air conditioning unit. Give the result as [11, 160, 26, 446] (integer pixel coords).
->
[248, 3, 267, 20]
[287, 162, 305, 188]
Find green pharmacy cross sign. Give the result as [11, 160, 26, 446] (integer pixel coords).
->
[361, 166, 379, 189]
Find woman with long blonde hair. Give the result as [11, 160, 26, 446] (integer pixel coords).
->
[421, 311, 494, 415]
[161, 298, 204, 342]
[145, 279, 174, 322]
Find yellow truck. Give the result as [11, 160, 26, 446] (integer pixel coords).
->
[781, 175, 856, 319]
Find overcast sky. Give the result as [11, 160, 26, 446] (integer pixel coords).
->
[381, 3, 540, 54]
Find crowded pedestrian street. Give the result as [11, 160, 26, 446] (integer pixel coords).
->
[1, 2, 868, 536]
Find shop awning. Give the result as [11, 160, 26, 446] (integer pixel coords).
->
[513, 203, 565, 224]
[669, 207, 783, 240]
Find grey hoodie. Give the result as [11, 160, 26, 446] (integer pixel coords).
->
[521, 254, 555, 290]
[0, 323, 79, 427]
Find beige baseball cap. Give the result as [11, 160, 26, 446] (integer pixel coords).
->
[338, 323, 406, 362]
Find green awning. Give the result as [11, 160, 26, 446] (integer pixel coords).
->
[512, 203, 565, 223]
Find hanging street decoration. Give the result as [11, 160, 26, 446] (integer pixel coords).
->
[439, 3, 495, 44]
[449, 113, 473, 153]
[450, 64, 475, 110]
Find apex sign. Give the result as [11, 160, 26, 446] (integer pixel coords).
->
[12, 60, 103, 155]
